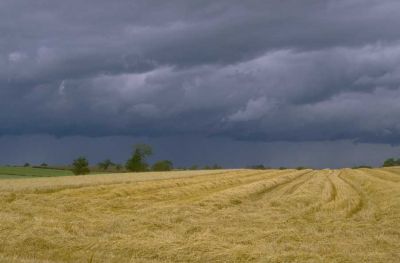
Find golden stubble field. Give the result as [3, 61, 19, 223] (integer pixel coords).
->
[1, 168, 400, 262]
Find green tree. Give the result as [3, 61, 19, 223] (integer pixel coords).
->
[40, 162, 48, 167]
[152, 160, 173, 171]
[383, 158, 397, 167]
[23, 163, 30, 167]
[125, 144, 153, 172]
[72, 157, 90, 175]
[98, 159, 114, 170]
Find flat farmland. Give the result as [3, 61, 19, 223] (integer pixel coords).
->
[0, 167, 73, 179]
[0, 168, 399, 262]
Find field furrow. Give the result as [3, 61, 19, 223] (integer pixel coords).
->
[282, 171, 315, 195]
[337, 171, 364, 217]
[98, 170, 284, 203]
[196, 170, 311, 208]
[323, 171, 337, 203]
[361, 168, 400, 183]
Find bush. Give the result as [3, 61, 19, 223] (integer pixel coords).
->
[115, 164, 122, 171]
[72, 157, 90, 175]
[98, 159, 114, 170]
[352, 165, 372, 169]
[152, 160, 173, 171]
[383, 158, 400, 167]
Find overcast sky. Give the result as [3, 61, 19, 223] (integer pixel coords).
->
[1, 0, 400, 168]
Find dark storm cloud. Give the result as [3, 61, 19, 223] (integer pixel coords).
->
[2, 0, 400, 144]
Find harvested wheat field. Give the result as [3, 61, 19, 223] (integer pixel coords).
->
[1, 168, 400, 262]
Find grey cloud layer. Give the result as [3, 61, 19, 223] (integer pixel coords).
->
[2, 0, 400, 143]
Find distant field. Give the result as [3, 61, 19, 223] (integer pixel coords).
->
[0, 168, 400, 262]
[0, 166, 73, 179]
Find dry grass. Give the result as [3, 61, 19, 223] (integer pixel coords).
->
[0, 168, 399, 262]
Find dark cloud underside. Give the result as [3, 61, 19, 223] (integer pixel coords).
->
[1, 1, 400, 166]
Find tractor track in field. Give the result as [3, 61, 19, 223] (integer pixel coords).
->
[2, 170, 272, 206]
[101, 170, 286, 203]
[246, 170, 313, 201]
[150, 170, 286, 204]
[31, 170, 236, 195]
[24, 170, 255, 197]
[95, 170, 269, 196]
[324, 171, 338, 203]
[282, 171, 315, 195]
[362, 169, 400, 183]
[338, 171, 364, 218]
[2, 170, 237, 195]
[194, 170, 312, 209]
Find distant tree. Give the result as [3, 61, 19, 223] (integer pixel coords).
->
[40, 162, 48, 167]
[152, 160, 173, 171]
[352, 165, 372, 169]
[72, 157, 90, 175]
[383, 158, 398, 167]
[125, 144, 153, 172]
[23, 163, 30, 167]
[98, 159, 114, 170]
[279, 167, 287, 170]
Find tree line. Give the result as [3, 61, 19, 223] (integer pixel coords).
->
[72, 144, 173, 175]
[71, 144, 223, 175]
[383, 158, 400, 167]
